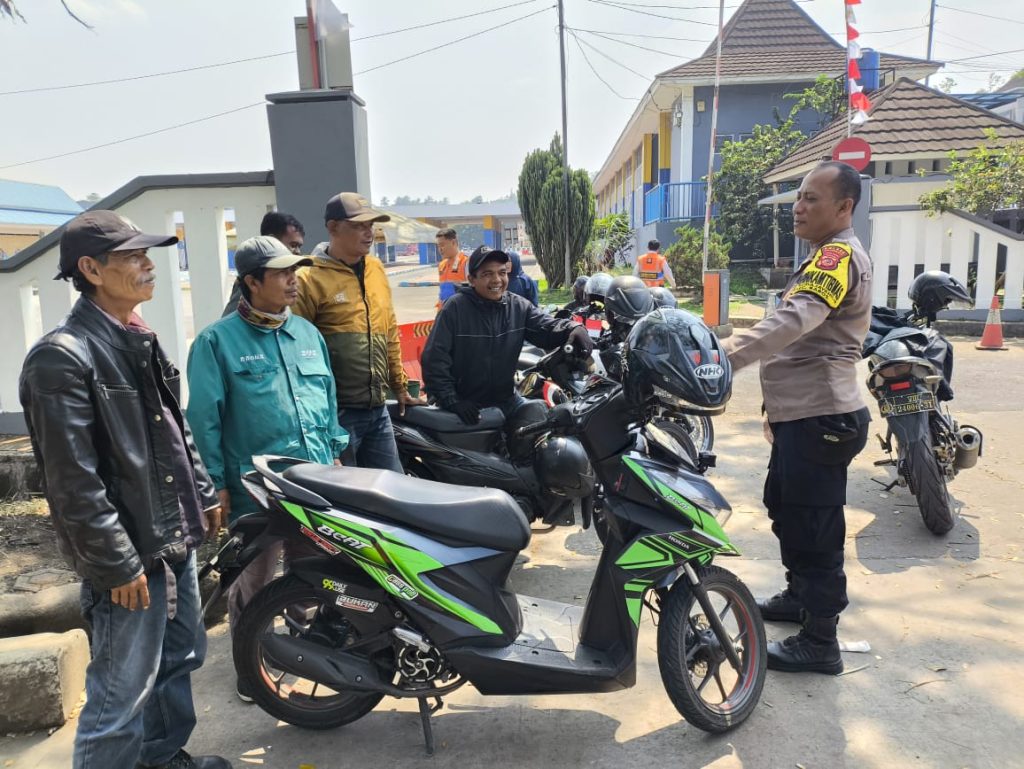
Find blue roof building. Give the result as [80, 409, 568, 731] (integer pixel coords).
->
[0, 178, 83, 258]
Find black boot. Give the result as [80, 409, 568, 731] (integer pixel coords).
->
[767, 613, 843, 675]
[757, 587, 803, 623]
[137, 749, 233, 769]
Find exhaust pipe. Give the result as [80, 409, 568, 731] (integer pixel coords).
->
[954, 426, 982, 470]
[260, 634, 397, 694]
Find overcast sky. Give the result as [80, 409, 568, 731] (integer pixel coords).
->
[1, 0, 1021, 204]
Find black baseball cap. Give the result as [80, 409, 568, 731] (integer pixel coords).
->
[234, 236, 312, 277]
[56, 210, 178, 280]
[468, 245, 510, 276]
[323, 192, 391, 224]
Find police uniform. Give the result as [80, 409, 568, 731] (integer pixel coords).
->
[722, 227, 872, 620]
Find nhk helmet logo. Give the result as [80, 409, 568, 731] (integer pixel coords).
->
[694, 363, 724, 380]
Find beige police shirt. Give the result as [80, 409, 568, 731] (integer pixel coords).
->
[721, 227, 873, 423]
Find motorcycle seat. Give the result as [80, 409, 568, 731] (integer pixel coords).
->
[280, 464, 530, 551]
[387, 403, 505, 433]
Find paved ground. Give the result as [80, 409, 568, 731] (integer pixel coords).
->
[3, 330, 1023, 767]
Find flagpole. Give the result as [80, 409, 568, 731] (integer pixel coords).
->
[846, 0, 852, 137]
[701, 0, 725, 275]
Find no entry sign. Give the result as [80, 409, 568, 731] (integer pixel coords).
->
[832, 137, 872, 171]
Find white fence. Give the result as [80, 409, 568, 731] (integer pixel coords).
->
[869, 206, 1024, 320]
[0, 179, 276, 422]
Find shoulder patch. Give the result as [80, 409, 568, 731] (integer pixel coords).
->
[790, 242, 853, 309]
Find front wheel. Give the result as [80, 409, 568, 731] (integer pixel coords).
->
[902, 434, 956, 535]
[234, 575, 385, 730]
[657, 565, 766, 733]
[660, 415, 715, 454]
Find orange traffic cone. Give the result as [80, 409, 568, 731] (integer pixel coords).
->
[976, 295, 1008, 351]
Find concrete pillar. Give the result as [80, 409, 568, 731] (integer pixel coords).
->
[38, 275, 75, 333]
[0, 282, 30, 412]
[895, 214, 916, 310]
[266, 89, 371, 249]
[975, 231, 999, 311]
[182, 206, 229, 337]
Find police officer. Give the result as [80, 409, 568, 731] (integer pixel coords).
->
[721, 161, 872, 675]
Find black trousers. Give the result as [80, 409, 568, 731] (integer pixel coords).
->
[763, 409, 870, 618]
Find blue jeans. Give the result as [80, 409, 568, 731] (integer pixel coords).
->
[337, 405, 403, 473]
[74, 552, 206, 769]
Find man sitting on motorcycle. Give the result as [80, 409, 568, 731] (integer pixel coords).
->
[422, 246, 593, 424]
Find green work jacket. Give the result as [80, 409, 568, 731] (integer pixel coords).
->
[186, 312, 348, 520]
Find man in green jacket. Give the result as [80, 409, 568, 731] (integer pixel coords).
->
[186, 236, 348, 700]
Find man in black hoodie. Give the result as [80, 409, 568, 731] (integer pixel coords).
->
[422, 246, 592, 424]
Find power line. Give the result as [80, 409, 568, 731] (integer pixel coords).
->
[572, 27, 696, 58]
[0, 102, 265, 170]
[585, 0, 718, 25]
[0, 0, 546, 98]
[569, 29, 637, 99]
[0, 51, 293, 97]
[568, 27, 709, 42]
[355, 5, 555, 75]
[583, 1, 739, 8]
[944, 48, 1024, 64]
[352, 0, 545, 40]
[935, 4, 1024, 27]
[573, 33, 652, 80]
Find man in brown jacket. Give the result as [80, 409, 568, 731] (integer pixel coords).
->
[722, 161, 872, 675]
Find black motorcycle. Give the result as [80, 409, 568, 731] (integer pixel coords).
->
[385, 377, 595, 528]
[862, 271, 983, 534]
[200, 308, 765, 753]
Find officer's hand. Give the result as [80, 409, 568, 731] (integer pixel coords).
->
[111, 573, 150, 611]
[763, 418, 774, 445]
[567, 325, 594, 358]
[397, 389, 427, 417]
[447, 400, 481, 425]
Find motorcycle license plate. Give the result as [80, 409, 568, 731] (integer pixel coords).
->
[878, 391, 936, 417]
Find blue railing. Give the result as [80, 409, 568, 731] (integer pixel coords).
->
[643, 182, 710, 224]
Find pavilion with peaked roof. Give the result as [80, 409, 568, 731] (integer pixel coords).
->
[591, 0, 939, 257]
[764, 77, 1024, 185]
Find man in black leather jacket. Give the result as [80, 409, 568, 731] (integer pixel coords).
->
[19, 211, 231, 769]
[422, 246, 592, 424]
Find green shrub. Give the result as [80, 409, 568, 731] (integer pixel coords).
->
[664, 225, 731, 289]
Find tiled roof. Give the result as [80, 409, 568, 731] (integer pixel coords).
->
[657, 0, 938, 81]
[764, 78, 1024, 183]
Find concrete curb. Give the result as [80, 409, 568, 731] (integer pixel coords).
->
[0, 584, 85, 639]
[0, 630, 88, 732]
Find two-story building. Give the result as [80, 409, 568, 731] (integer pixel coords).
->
[591, 0, 938, 257]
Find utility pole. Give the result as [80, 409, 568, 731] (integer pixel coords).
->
[925, 0, 937, 86]
[701, 0, 725, 274]
[557, 0, 572, 287]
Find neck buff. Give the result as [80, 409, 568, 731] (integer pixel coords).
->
[237, 294, 288, 330]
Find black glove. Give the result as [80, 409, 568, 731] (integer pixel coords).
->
[567, 325, 595, 358]
[446, 400, 481, 425]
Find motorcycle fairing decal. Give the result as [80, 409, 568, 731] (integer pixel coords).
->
[284, 502, 503, 635]
[621, 457, 735, 549]
[624, 578, 651, 627]
[788, 242, 852, 310]
[615, 534, 715, 572]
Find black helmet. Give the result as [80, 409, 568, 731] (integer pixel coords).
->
[605, 275, 655, 326]
[534, 435, 595, 497]
[585, 272, 614, 303]
[650, 286, 677, 310]
[622, 309, 731, 415]
[572, 275, 589, 305]
[909, 271, 972, 320]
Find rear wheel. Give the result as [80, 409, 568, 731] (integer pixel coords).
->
[234, 575, 385, 730]
[657, 565, 766, 733]
[902, 434, 956, 535]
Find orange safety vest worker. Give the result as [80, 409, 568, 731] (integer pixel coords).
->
[635, 251, 674, 287]
[437, 251, 468, 310]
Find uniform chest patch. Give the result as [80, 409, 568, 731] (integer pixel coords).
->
[333, 291, 348, 304]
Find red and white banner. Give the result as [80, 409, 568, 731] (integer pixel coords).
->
[846, 0, 871, 127]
